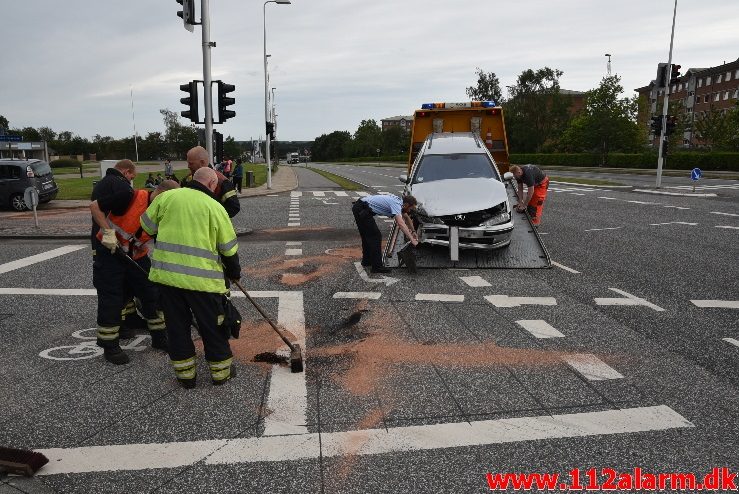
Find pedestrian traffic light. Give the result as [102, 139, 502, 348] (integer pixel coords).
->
[650, 115, 663, 134]
[214, 131, 224, 164]
[216, 81, 236, 123]
[665, 115, 677, 135]
[266, 121, 275, 139]
[670, 64, 682, 84]
[180, 81, 199, 123]
[176, 0, 196, 32]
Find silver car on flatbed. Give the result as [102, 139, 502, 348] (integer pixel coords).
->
[400, 132, 514, 249]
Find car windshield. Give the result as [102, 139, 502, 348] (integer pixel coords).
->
[30, 161, 52, 177]
[412, 154, 497, 184]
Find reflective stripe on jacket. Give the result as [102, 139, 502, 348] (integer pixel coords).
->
[140, 187, 238, 293]
[96, 189, 152, 260]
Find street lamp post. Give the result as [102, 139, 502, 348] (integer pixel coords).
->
[263, 0, 291, 189]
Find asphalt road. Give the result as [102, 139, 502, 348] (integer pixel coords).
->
[0, 167, 737, 493]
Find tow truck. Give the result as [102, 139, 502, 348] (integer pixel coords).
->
[383, 101, 551, 269]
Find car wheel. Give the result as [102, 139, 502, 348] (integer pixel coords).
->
[10, 194, 28, 211]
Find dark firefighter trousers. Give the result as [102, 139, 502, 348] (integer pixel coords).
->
[92, 247, 164, 347]
[352, 200, 383, 269]
[158, 284, 233, 383]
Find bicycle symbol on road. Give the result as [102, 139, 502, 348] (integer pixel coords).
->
[39, 328, 150, 361]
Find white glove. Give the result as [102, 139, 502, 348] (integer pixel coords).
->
[101, 228, 118, 254]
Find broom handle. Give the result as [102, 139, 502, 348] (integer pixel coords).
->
[232, 280, 295, 350]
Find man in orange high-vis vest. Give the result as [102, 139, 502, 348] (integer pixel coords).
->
[510, 164, 550, 226]
[90, 179, 179, 364]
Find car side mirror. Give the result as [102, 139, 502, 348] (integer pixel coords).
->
[503, 172, 514, 181]
[399, 173, 408, 184]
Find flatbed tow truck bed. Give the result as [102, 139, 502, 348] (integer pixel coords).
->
[383, 182, 551, 269]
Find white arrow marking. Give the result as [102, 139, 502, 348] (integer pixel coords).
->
[595, 288, 665, 312]
[484, 295, 557, 308]
[691, 300, 739, 309]
[723, 338, 739, 348]
[650, 221, 698, 226]
[353, 262, 398, 286]
[460, 276, 491, 287]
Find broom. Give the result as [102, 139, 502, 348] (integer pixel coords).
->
[232, 280, 304, 373]
[0, 447, 48, 476]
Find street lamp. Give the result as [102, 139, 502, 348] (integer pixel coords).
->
[264, 0, 291, 189]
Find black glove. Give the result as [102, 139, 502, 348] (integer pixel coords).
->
[221, 295, 242, 339]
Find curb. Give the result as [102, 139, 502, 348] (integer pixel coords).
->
[549, 180, 632, 189]
[632, 189, 718, 197]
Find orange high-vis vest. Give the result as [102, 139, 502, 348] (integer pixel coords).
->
[96, 189, 153, 259]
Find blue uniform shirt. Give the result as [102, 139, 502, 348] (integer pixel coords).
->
[361, 194, 402, 217]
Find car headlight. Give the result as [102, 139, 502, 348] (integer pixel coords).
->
[480, 210, 510, 226]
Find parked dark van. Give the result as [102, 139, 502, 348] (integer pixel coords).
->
[0, 159, 59, 211]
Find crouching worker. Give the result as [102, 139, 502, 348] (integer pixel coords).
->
[510, 164, 549, 226]
[90, 166, 177, 365]
[141, 168, 242, 389]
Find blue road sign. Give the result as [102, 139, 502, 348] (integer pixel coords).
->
[691, 168, 702, 181]
[0, 135, 22, 142]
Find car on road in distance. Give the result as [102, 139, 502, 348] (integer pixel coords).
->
[0, 158, 59, 211]
[400, 132, 514, 249]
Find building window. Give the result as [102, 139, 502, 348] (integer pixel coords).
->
[734, 89, 739, 99]
[678, 83, 683, 91]
[724, 91, 730, 100]
[736, 69, 739, 79]
[717, 74, 723, 83]
[727, 71, 732, 81]
[706, 76, 712, 85]
[714, 93, 720, 102]
[698, 79, 703, 88]
[671, 84, 676, 93]
[705, 95, 710, 103]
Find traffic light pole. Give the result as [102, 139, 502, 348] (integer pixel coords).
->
[263, 2, 272, 189]
[201, 0, 214, 166]
[656, 0, 678, 189]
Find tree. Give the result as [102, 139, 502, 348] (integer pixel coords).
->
[160, 109, 198, 159]
[223, 136, 242, 160]
[37, 126, 56, 142]
[465, 68, 505, 104]
[694, 104, 732, 150]
[557, 75, 641, 164]
[20, 127, 41, 141]
[504, 67, 571, 152]
[347, 119, 382, 158]
[0, 115, 8, 133]
[381, 126, 410, 156]
[312, 131, 351, 160]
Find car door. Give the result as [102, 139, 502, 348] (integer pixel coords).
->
[0, 165, 11, 205]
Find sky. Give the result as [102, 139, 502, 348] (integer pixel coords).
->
[2, 0, 738, 142]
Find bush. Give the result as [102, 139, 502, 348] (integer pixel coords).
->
[509, 153, 739, 171]
[50, 158, 83, 168]
[341, 155, 407, 163]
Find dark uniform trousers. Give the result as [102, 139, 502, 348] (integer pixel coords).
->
[352, 200, 382, 268]
[158, 284, 233, 382]
[93, 246, 162, 346]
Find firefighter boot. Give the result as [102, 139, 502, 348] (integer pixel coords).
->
[150, 330, 168, 352]
[103, 341, 130, 365]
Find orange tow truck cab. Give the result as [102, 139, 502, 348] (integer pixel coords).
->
[408, 101, 510, 174]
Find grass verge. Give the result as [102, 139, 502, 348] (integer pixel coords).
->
[548, 176, 624, 186]
[306, 167, 365, 190]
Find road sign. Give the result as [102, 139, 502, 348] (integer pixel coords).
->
[691, 168, 702, 181]
[0, 135, 22, 142]
[24, 186, 39, 228]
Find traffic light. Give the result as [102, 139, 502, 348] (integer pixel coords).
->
[650, 115, 663, 134]
[662, 138, 669, 156]
[665, 115, 677, 135]
[670, 64, 682, 84]
[180, 81, 199, 123]
[266, 121, 275, 139]
[214, 131, 224, 163]
[176, 0, 196, 32]
[216, 81, 236, 123]
[656, 63, 668, 88]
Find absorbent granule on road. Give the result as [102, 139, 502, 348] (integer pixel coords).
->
[213, 319, 298, 371]
[253, 352, 289, 365]
[246, 252, 351, 286]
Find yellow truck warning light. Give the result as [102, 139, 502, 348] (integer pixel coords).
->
[408, 101, 510, 173]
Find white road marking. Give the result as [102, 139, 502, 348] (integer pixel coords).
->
[285, 241, 302, 246]
[290, 191, 302, 197]
[36, 405, 692, 474]
[516, 320, 565, 338]
[563, 353, 624, 380]
[716, 225, 739, 230]
[356, 191, 369, 197]
[710, 211, 739, 217]
[287, 222, 301, 227]
[595, 288, 665, 312]
[484, 295, 557, 308]
[285, 249, 303, 256]
[0, 288, 97, 296]
[584, 227, 622, 232]
[634, 189, 716, 197]
[460, 276, 491, 287]
[0, 245, 87, 275]
[690, 300, 739, 309]
[334, 191, 348, 197]
[353, 262, 398, 286]
[628, 200, 661, 205]
[569, 192, 585, 196]
[723, 338, 739, 348]
[415, 294, 465, 302]
[663, 206, 690, 210]
[599, 196, 618, 200]
[313, 191, 325, 197]
[650, 221, 697, 226]
[333, 292, 382, 299]
[551, 261, 580, 273]
[289, 213, 301, 217]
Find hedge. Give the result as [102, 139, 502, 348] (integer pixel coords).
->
[510, 153, 739, 171]
[50, 158, 84, 168]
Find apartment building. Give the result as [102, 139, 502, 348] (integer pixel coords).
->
[381, 116, 413, 132]
[635, 57, 739, 147]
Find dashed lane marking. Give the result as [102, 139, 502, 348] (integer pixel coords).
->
[484, 295, 557, 308]
[285, 241, 302, 246]
[710, 211, 739, 217]
[663, 206, 691, 210]
[333, 292, 382, 299]
[595, 288, 665, 312]
[288, 222, 301, 227]
[0, 245, 87, 275]
[584, 227, 622, 232]
[723, 338, 739, 348]
[650, 221, 697, 226]
[551, 262, 580, 274]
[36, 405, 692, 474]
[516, 320, 565, 338]
[415, 294, 465, 302]
[716, 225, 739, 230]
[285, 249, 303, 256]
[563, 353, 624, 381]
[690, 300, 739, 309]
[460, 276, 491, 287]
